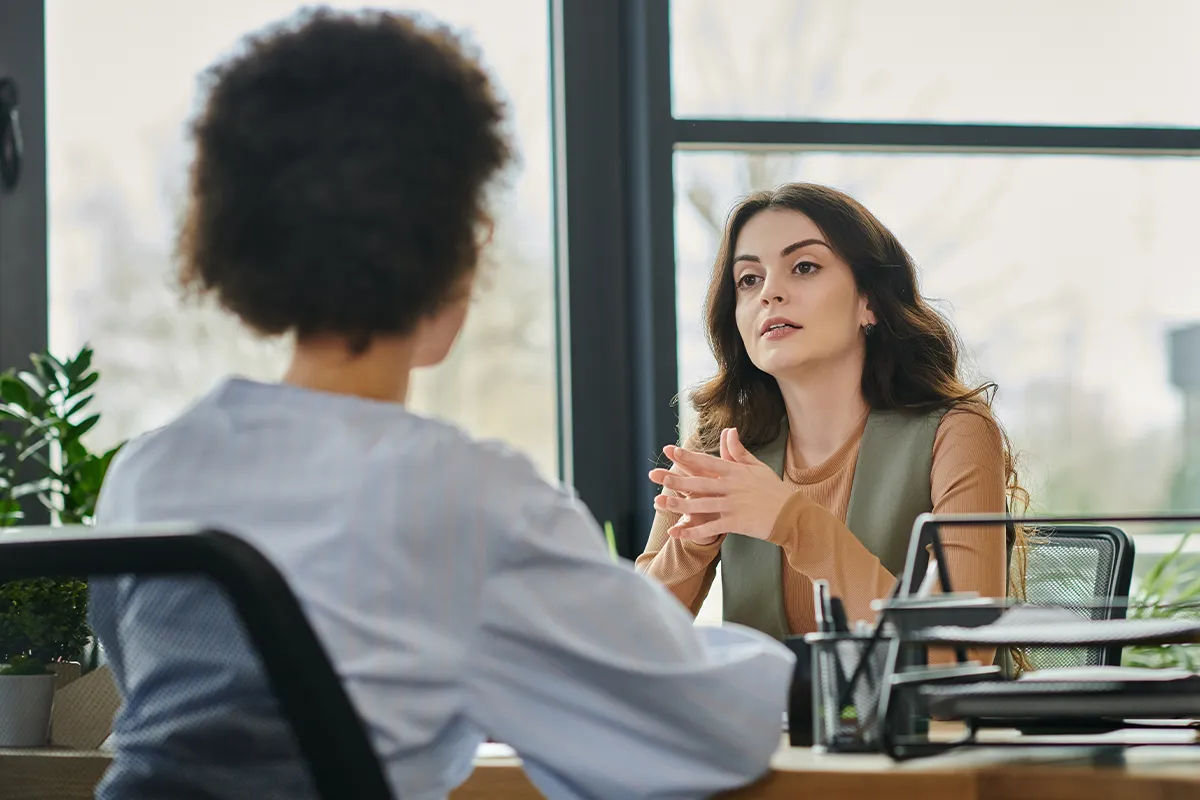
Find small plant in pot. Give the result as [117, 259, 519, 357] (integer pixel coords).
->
[0, 345, 120, 746]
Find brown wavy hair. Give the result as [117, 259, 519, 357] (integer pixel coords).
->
[688, 183, 1030, 602]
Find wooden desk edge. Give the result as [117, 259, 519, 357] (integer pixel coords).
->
[4, 747, 1200, 800]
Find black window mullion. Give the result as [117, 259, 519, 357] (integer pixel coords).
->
[673, 118, 1200, 156]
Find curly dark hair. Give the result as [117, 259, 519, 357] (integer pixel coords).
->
[177, 8, 512, 351]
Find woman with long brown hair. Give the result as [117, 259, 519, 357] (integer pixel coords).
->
[636, 183, 1027, 657]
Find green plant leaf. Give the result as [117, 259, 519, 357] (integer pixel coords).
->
[64, 346, 94, 382]
[13, 478, 56, 499]
[61, 437, 88, 465]
[0, 577, 91, 665]
[69, 372, 100, 397]
[0, 375, 29, 408]
[15, 371, 47, 400]
[62, 393, 94, 421]
[603, 520, 619, 563]
[29, 353, 66, 394]
[0, 403, 33, 424]
[15, 436, 52, 464]
[1142, 534, 1191, 588]
[0, 499, 22, 528]
[73, 415, 100, 442]
[1124, 532, 1200, 669]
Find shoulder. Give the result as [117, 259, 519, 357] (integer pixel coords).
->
[404, 421, 607, 570]
[930, 402, 1005, 474]
[934, 403, 1003, 447]
[94, 424, 178, 523]
[400, 415, 554, 496]
[383, 415, 586, 535]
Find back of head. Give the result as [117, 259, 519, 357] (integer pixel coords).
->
[178, 9, 512, 352]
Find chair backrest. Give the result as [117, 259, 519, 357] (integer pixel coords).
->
[1021, 525, 1135, 669]
[0, 525, 394, 800]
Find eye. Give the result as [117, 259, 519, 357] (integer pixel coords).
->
[793, 260, 821, 275]
[735, 273, 761, 290]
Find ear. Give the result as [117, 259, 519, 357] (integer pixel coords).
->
[858, 294, 876, 328]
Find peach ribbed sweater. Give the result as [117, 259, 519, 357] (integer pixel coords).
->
[634, 407, 1008, 642]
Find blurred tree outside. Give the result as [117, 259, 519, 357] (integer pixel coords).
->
[51, 131, 557, 479]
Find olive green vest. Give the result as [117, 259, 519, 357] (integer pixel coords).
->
[721, 409, 946, 639]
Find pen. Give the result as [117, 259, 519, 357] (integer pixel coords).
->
[829, 598, 849, 633]
[813, 580, 833, 633]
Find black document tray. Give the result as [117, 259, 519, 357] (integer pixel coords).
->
[921, 677, 1200, 721]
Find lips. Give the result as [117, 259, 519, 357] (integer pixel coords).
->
[759, 316, 802, 337]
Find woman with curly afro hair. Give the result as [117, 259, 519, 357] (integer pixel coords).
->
[87, 9, 795, 800]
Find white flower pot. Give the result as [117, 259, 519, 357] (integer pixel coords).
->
[0, 674, 56, 747]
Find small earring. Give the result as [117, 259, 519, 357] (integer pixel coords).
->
[863, 323, 876, 336]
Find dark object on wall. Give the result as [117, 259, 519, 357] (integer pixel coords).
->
[1169, 323, 1200, 511]
[1169, 323, 1200, 391]
[0, 77, 22, 192]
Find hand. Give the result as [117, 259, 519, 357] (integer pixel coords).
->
[648, 449, 723, 544]
[648, 428, 794, 543]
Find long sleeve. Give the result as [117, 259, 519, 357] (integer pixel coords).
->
[926, 406, 1008, 602]
[764, 406, 1008, 664]
[633, 504, 723, 615]
[923, 406, 1008, 665]
[468, 490, 794, 800]
[766, 496, 895, 626]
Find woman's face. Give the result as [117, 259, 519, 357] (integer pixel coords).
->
[731, 209, 874, 380]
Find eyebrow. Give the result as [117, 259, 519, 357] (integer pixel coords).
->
[733, 238, 831, 264]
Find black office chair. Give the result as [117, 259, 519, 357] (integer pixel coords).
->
[0, 525, 394, 800]
[1018, 525, 1135, 669]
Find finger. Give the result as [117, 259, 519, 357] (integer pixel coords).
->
[666, 513, 708, 535]
[649, 471, 723, 495]
[719, 428, 732, 462]
[727, 428, 761, 465]
[665, 445, 734, 476]
[659, 448, 717, 478]
[655, 494, 727, 514]
[670, 518, 727, 540]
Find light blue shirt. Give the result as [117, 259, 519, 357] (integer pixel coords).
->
[89, 379, 794, 800]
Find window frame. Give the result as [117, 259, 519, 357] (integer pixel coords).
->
[0, 1, 49, 526]
[0, 0, 48, 376]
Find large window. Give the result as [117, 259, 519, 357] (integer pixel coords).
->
[664, 0, 1200, 618]
[671, 0, 1200, 126]
[29, 0, 1200, 567]
[668, 2, 1200, 530]
[46, 0, 558, 477]
[676, 153, 1200, 516]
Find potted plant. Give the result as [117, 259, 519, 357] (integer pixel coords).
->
[0, 344, 120, 746]
[1123, 534, 1200, 670]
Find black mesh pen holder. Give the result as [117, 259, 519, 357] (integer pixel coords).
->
[806, 631, 889, 752]
[806, 630, 928, 753]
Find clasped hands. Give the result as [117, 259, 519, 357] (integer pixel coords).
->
[648, 427, 794, 546]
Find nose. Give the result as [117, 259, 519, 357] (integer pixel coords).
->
[758, 270, 789, 306]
